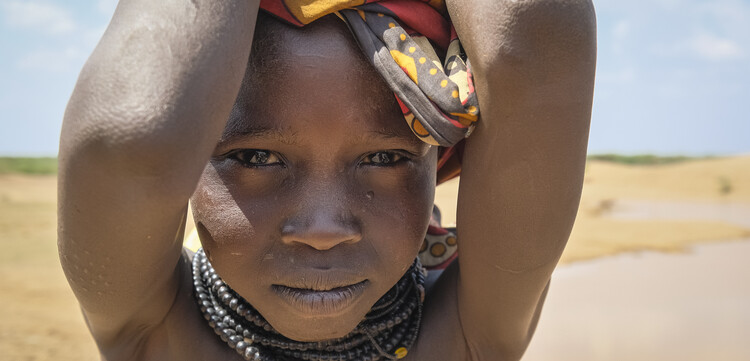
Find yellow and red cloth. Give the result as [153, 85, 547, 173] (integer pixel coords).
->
[260, 0, 479, 148]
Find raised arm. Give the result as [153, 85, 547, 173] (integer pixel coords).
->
[58, 0, 258, 350]
[445, 0, 596, 359]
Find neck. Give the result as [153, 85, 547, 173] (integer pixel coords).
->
[192, 249, 426, 361]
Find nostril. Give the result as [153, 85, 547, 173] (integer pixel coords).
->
[280, 231, 361, 251]
[280, 221, 362, 251]
[281, 203, 362, 250]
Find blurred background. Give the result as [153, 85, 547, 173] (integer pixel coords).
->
[1, 0, 748, 360]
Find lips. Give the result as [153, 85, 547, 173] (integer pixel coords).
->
[271, 279, 369, 316]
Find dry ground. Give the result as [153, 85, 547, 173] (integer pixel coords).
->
[435, 155, 750, 263]
[2, 155, 749, 360]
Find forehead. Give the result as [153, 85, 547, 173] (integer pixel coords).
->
[224, 14, 418, 145]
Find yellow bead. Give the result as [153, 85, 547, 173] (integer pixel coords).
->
[395, 347, 408, 359]
[440, 79, 448, 88]
[429, 68, 438, 75]
[419, 57, 426, 64]
[409, 46, 416, 53]
[400, 33, 406, 41]
[389, 22, 396, 28]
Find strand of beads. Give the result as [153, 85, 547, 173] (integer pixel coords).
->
[192, 249, 425, 361]
[193, 251, 264, 361]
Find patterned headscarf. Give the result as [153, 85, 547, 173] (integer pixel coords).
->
[261, 0, 477, 177]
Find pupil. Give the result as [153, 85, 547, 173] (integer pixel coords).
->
[252, 151, 269, 164]
[374, 153, 390, 164]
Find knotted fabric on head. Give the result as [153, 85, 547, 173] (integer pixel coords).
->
[260, 0, 478, 182]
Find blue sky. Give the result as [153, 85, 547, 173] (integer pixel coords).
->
[1, 0, 748, 156]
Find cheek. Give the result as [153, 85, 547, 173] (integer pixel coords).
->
[361, 161, 436, 267]
[191, 166, 255, 247]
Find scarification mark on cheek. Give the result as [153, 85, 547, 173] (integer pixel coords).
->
[193, 181, 254, 245]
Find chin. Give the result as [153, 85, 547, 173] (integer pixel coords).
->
[271, 315, 361, 342]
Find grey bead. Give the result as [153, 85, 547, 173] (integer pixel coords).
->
[244, 346, 258, 359]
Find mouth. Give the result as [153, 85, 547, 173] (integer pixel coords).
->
[271, 280, 369, 316]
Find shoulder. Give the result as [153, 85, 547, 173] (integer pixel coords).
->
[409, 261, 470, 361]
[97, 251, 238, 361]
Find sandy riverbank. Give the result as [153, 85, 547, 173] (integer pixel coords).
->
[434, 155, 750, 263]
[1, 155, 749, 360]
[524, 240, 750, 361]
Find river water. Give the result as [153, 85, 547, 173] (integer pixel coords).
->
[523, 201, 750, 361]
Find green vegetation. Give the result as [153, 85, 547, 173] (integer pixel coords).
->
[587, 154, 704, 166]
[0, 157, 57, 175]
[718, 176, 733, 196]
[0, 154, 711, 174]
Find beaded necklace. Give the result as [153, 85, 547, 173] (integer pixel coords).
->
[192, 249, 426, 361]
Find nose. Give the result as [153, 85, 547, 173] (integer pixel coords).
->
[280, 203, 362, 251]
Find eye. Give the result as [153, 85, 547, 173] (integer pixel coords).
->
[360, 151, 407, 166]
[230, 149, 283, 167]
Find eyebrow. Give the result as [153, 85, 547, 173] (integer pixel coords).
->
[219, 123, 300, 146]
[220, 120, 422, 148]
[351, 127, 413, 143]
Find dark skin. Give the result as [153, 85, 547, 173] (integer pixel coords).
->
[58, 0, 596, 360]
[194, 15, 436, 341]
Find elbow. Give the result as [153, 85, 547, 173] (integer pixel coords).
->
[59, 85, 207, 201]
[61, 102, 178, 179]
[468, 0, 597, 85]
[60, 61, 209, 182]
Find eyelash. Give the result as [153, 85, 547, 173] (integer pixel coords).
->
[359, 151, 409, 167]
[226, 150, 410, 168]
[229, 149, 284, 168]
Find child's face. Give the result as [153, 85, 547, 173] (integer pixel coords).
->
[190, 16, 437, 342]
